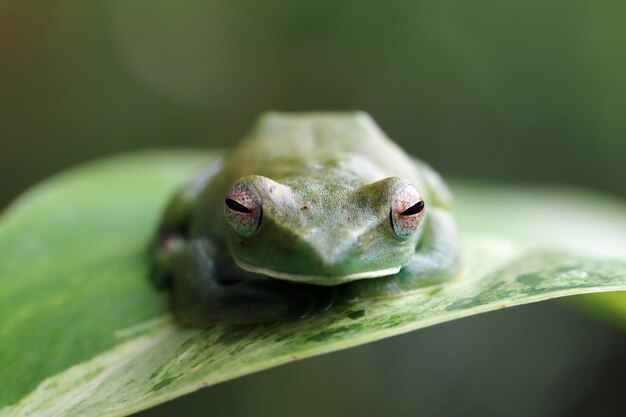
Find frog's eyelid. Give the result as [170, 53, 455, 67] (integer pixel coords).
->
[400, 200, 425, 216]
[225, 198, 252, 213]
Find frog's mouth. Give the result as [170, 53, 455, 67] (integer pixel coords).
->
[234, 259, 401, 285]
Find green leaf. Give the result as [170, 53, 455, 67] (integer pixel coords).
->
[1, 151, 625, 417]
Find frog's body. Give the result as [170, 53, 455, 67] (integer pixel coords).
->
[152, 112, 460, 325]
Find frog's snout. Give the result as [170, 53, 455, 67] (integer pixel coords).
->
[304, 230, 351, 264]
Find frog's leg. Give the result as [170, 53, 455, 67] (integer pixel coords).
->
[151, 162, 221, 289]
[171, 239, 337, 325]
[340, 207, 461, 301]
[394, 207, 461, 287]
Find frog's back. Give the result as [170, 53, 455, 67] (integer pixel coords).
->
[222, 111, 420, 184]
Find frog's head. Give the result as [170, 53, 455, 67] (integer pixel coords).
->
[223, 175, 426, 285]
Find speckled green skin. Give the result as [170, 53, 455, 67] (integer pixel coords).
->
[152, 112, 461, 325]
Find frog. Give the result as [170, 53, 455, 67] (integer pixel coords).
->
[151, 112, 461, 326]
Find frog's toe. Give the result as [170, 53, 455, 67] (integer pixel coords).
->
[172, 280, 335, 325]
[170, 240, 338, 325]
[226, 280, 338, 323]
[279, 282, 338, 320]
[309, 284, 338, 314]
[150, 234, 186, 289]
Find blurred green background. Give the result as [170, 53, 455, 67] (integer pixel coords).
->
[1, 1, 624, 416]
[1, 0, 625, 210]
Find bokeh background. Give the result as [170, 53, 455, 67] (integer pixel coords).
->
[1, 1, 624, 416]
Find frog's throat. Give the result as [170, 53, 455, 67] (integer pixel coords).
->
[234, 260, 401, 285]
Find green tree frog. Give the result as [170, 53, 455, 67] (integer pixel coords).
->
[152, 112, 461, 325]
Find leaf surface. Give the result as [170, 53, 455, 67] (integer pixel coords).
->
[1, 151, 625, 417]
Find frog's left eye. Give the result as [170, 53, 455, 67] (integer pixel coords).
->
[390, 184, 426, 239]
[224, 183, 262, 238]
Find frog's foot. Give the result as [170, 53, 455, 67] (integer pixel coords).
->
[151, 233, 186, 289]
[339, 208, 461, 301]
[151, 163, 221, 289]
[172, 239, 337, 326]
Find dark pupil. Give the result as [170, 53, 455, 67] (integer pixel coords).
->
[401, 200, 425, 216]
[225, 199, 252, 213]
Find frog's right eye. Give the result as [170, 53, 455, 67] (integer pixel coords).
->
[224, 183, 262, 237]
